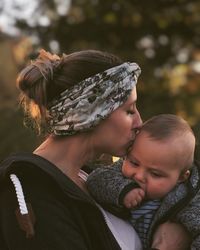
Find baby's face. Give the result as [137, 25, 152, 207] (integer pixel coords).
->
[122, 131, 186, 200]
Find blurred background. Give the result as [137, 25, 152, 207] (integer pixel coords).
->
[0, 0, 200, 161]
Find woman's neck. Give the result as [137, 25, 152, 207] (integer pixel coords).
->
[34, 133, 100, 189]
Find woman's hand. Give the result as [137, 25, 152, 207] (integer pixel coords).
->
[151, 222, 191, 250]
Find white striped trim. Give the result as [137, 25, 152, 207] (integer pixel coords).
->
[10, 174, 28, 215]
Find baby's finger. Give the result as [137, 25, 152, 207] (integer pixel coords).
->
[135, 195, 143, 204]
[138, 189, 145, 198]
[130, 199, 139, 208]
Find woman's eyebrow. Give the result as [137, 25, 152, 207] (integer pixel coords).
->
[130, 100, 137, 106]
[126, 99, 137, 107]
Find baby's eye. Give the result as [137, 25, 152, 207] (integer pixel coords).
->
[151, 172, 163, 178]
[130, 160, 139, 167]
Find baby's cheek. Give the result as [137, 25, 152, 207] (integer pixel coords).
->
[147, 183, 166, 199]
[122, 162, 131, 177]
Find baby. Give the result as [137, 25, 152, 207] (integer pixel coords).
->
[87, 114, 200, 249]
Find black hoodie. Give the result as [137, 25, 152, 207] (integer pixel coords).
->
[0, 153, 121, 250]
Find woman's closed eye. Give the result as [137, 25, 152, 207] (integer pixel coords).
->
[126, 103, 137, 115]
[127, 110, 135, 115]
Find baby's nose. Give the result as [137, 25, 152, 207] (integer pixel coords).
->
[134, 170, 146, 185]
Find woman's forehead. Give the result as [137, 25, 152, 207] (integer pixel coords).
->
[125, 87, 137, 106]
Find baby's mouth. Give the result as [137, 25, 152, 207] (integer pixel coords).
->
[135, 181, 146, 193]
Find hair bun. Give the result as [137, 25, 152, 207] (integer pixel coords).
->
[16, 49, 64, 109]
[31, 49, 63, 82]
[17, 49, 64, 93]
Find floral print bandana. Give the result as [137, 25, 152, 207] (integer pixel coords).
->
[49, 62, 141, 135]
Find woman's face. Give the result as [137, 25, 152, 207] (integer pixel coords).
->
[94, 87, 142, 157]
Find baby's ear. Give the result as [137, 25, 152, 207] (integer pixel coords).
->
[178, 170, 190, 183]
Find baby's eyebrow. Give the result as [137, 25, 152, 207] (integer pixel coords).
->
[148, 168, 167, 175]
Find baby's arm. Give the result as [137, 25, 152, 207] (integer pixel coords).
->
[86, 159, 141, 207]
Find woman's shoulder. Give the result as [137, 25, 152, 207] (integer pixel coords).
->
[0, 152, 95, 205]
[0, 152, 60, 188]
[0, 152, 67, 183]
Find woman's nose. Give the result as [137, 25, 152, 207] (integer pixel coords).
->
[132, 110, 143, 129]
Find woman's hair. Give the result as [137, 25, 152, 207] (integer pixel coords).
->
[17, 49, 123, 134]
[140, 114, 195, 169]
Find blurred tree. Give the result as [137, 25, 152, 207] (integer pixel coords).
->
[0, 0, 200, 160]
[0, 36, 39, 160]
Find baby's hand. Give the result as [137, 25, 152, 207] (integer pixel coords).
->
[123, 188, 145, 208]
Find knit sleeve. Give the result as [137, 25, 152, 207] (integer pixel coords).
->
[190, 235, 200, 250]
[175, 189, 200, 250]
[86, 159, 140, 206]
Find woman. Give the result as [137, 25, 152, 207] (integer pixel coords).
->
[0, 49, 189, 250]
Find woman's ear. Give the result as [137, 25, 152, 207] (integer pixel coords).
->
[178, 170, 190, 183]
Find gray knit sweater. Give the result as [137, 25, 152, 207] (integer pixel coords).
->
[86, 159, 200, 250]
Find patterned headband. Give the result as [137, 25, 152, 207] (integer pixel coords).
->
[49, 62, 141, 135]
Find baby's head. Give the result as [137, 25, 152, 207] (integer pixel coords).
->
[122, 114, 195, 200]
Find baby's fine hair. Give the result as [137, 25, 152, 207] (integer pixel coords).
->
[141, 114, 194, 141]
[141, 114, 195, 169]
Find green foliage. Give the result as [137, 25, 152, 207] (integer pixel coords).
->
[0, 108, 39, 161]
